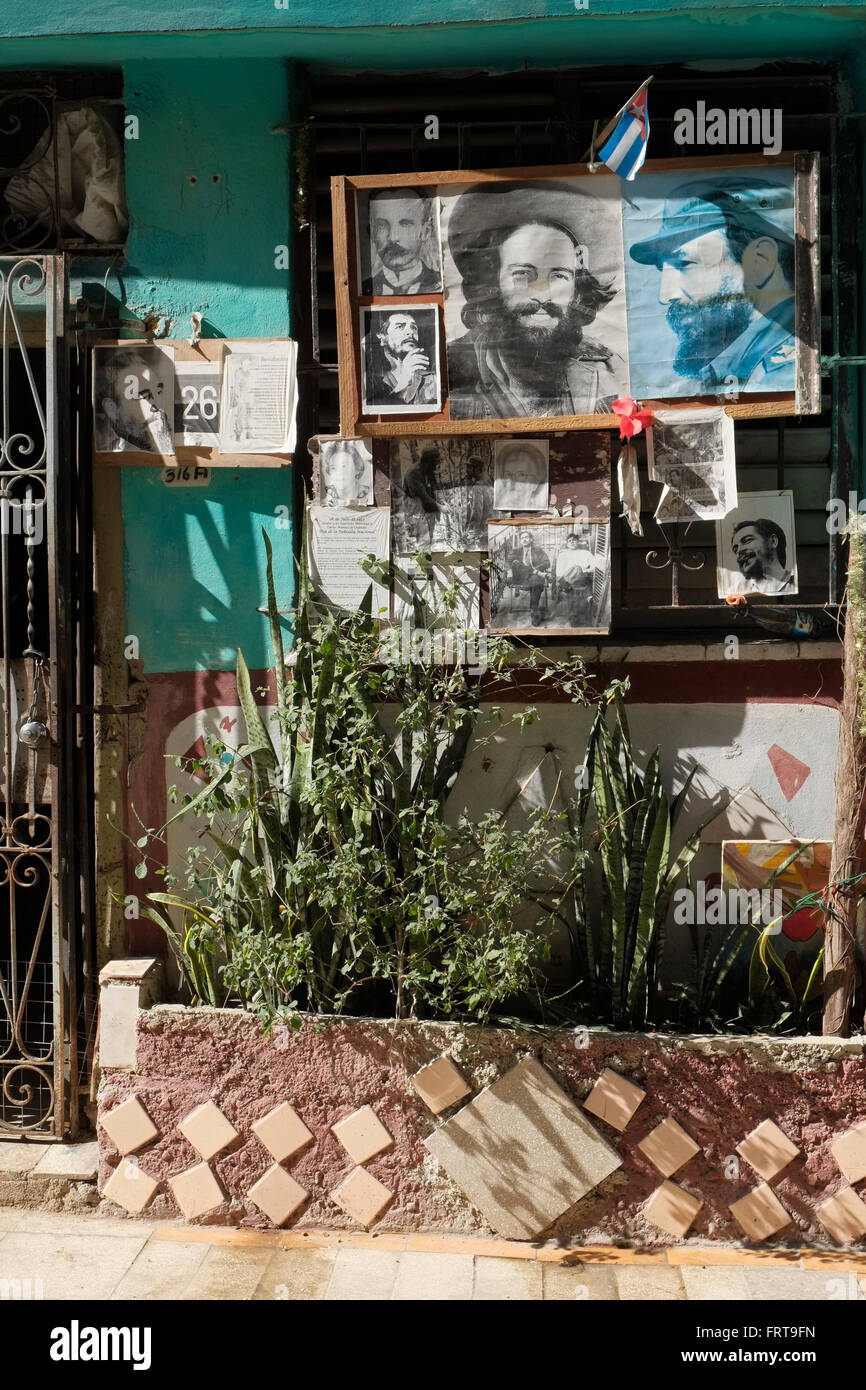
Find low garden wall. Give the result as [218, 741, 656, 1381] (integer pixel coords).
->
[96, 1002, 866, 1249]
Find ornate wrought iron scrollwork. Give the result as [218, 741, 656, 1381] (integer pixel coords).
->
[645, 518, 707, 607]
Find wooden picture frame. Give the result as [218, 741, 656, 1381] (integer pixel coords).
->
[332, 152, 820, 438]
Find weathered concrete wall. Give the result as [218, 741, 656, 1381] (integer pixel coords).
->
[98, 1006, 866, 1248]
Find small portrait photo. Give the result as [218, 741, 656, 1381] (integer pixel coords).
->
[493, 439, 549, 512]
[93, 344, 175, 454]
[390, 437, 493, 552]
[488, 519, 611, 634]
[319, 438, 374, 507]
[647, 407, 736, 522]
[356, 186, 443, 296]
[360, 305, 442, 416]
[716, 491, 798, 598]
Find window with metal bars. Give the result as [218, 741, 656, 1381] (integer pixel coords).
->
[293, 61, 856, 641]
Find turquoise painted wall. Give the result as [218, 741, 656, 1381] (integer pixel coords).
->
[119, 60, 295, 674]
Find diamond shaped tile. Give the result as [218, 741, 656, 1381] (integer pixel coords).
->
[248, 1163, 308, 1227]
[332, 1166, 393, 1228]
[645, 1180, 703, 1237]
[638, 1118, 701, 1178]
[830, 1121, 866, 1184]
[100, 1095, 159, 1156]
[331, 1105, 393, 1164]
[424, 1055, 621, 1241]
[736, 1119, 800, 1182]
[178, 1100, 238, 1161]
[251, 1102, 314, 1163]
[102, 1157, 159, 1215]
[411, 1056, 471, 1115]
[582, 1068, 645, 1132]
[729, 1183, 791, 1241]
[817, 1187, 866, 1244]
[169, 1161, 225, 1221]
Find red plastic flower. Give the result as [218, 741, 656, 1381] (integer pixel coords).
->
[612, 396, 654, 440]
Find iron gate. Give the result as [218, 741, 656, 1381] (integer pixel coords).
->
[0, 254, 83, 1138]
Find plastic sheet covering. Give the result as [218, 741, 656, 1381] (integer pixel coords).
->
[4, 104, 128, 243]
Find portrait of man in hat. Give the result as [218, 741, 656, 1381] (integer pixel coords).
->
[441, 180, 628, 420]
[628, 174, 797, 396]
[358, 187, 442, 296]
[361, 305, 442, 414]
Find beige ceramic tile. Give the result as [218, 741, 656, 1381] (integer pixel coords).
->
[729, 1183, 791, 1241]
[644, 1180, 703, 1238]
[411, 1056, 471, 1115]
[817, 1187, 866, 1244]
[332, 1166, 394, 1228]
[102, 1158, 159, 1216]
[100, 1095, 159, 1156]
[251, 1102, 314, 1163]
[325, 1246, 401, 1301]
[247, 1163, 308, 1227]
[178, 1100, 239, 1161]
[425, 1056, 621, 1241]
[830, 1121, 866, 1184]
[736, 1119, 800, 1182]
[638, 1117, 700, 1178]
[331, 1105, 393, 1164]
[392, 1251, 474, 1301]
[582, 1067, 645, 1132]
[168, 1162, 225, 1221]
[472, 1256, 543, 1301]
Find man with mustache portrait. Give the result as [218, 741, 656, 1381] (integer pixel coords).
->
[362, 188, 442, 296]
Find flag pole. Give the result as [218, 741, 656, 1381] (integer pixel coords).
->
[582, 75, 654, 166]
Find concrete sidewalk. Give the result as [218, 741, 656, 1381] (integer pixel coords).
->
[2, 1206, 866, 1300]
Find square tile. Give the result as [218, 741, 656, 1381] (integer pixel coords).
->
[583, 1068, 645, 1132]
[102, 1158, 159, 1216]
[332, 1166, 393, 1228]
[638, 1118, 700, 1178]
[424, 1056, 621, 1240]
[411, 1056, 471, 1115]
[247, 1163, 308, 1227]
[816, 1187, 866, 1244]
[168, 1161, 225, 1221]
[331, 1105, 393, 1165]
[100, 1095, 159, 1157]
[645, 1180, 703, 1237]
[736, 1119, 800, 1181]
[178, 1100, 238, 1161]
[251, 1102, 314, 1163]
[729, 1183, 791, 1241]
[830, 1121, 866, 1184]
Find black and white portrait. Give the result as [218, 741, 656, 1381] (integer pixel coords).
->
[319, 438, 374, 507]
[356, 187, 443, 296]
[440, 177, 629, 420]
[488, 520, 611, 633]
[360, 305, 442, 415]
[647, 406, 736, 522]
[390, 438, 493, 552]
[716, 491, 798, 597]
[493, 439, 549, 511]
[93, 344, 175, 454]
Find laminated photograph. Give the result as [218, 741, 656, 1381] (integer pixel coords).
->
[360, 305, 442, 414]
[318, 438, 374, 507]
[392, 556, 481, 631]
[355, 186, 443, 296]
[647, 406, 736, 522]
[488, 519, 611, 634]
[390, 437, 493, 551]
[493, 438, 549, 511]
[307, 505, 390, 614]
[715, 490, 798, 598]
[93, 343, 176, 455]
[173, 359, 221, 448]
[219, 341, 298, 454]
[439, 176, 628, 420]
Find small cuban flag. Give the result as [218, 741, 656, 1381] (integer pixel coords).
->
[596, 80, 651, 181]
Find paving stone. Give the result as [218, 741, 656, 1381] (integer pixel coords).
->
[0, 1141, 51, 1173]
[541, 1263, 619, 1301]
[111, 1239, 211, 1300]
[247, 1163, 308, 1226]
[32, 1141, 99, 1181]
[252, 1247, 338, 1301]
[638, 1118, 700, 1178]
[615, 1265, 686, 1300]
[325, 1246, 401, 1300]
[729, 1183, 791, 1241]
[182, 1246, 274, 1300]
[736, 1119, 801, 1182]
[331, 1105, 393, 1164]
[392, 1251, 474, 1300]
[830, 1121, 866, 1184]
[583, 1067, 646, 1132]
[680, 1265, 752, 1300]
[100, 1095, 159, 1157]
[0, 1207, 156, 1237]
[411, 1056, 471, 1115]
[178, 1100, 238, 1161]
[251, 1102, 314, 1163]
[331, 1166, 393, 1228]
[99, 984, 140, 1068]
[645, 1180, 703, 1237]
[425, 1055, 621, 1241]
[0, 1231, 149, 1299]
[473, 1255, 544, 1301]
[743, 1267, 847, 1301]
[169, 1161, 225, 1221]
[817, 1187, 866, 1244]
[103, 1158, 159, 1215]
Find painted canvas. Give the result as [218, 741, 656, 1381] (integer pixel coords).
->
[721, 839, 832, 984]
